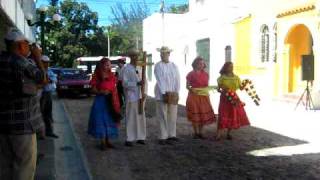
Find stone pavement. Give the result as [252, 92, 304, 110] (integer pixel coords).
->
[35, 95, 92, 180]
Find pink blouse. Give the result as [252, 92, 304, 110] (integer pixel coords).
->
[186, 70, 209, 88]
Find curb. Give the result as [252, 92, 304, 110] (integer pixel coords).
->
[54, 96, 93, 180]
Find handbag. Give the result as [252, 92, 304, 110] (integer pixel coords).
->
[105, 94, 123, 122]
[163, 92, 179, 105]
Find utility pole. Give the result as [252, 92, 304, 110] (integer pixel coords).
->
[160, 0, 165, 46]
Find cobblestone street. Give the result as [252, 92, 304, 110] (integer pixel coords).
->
[62, 96, 320, 180]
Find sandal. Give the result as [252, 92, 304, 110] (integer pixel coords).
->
[227, 134, 232, 140]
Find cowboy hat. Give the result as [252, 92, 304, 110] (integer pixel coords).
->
[156, 46, 173, 53]
[127, 48, 140, 56]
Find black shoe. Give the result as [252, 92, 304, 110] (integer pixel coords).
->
[227, 134, 232, 140]
[158, 139, 167, 145]
[100, 144, 107, 151]
[193, 134, 200, 139]
[125, 141, 134, 147]
[198, 134, 206, 140]
[136, 140, 146, 145]
[167, 137, 179, 142]
[46, 133, 59, 138]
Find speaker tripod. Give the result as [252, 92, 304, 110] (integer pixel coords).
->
[295, 81, 314, 110]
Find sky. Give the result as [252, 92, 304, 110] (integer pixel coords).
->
[36, 0, 189, 26]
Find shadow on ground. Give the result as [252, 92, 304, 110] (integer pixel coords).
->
[63, 96, 320, 180]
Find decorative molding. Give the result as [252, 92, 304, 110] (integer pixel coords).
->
[276, 4, 315, 18]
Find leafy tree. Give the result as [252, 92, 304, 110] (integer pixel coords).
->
[43, 0, 108, 67]
[108, 1, 149, 55]
[167, 4, 189, 14]
[49, 0, 59, 6]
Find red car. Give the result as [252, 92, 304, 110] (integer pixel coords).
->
[56, 68, 91, 97]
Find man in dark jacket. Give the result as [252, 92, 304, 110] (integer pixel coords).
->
[0, 28, 45, 180]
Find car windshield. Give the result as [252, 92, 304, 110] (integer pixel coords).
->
[60, 69, 87, 80]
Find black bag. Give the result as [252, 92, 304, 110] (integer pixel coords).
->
[105, 94, 122, 122]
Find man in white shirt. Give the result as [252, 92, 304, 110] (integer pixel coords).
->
[154, 46, 180, 145]
[122, 49, 146, 146]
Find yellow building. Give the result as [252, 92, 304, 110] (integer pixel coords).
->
[234, 0, 320, 108]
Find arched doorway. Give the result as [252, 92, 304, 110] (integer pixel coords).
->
[284, 24, 313, 93]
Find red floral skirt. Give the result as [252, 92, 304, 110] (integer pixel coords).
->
[218, 93, 250, 129]
[186, 93, 216, 125]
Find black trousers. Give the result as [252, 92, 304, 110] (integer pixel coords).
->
[40, 91, 54, 134]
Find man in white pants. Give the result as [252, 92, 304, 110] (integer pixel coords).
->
[154, 46, 180, 145]
[122, 48, 146, 146]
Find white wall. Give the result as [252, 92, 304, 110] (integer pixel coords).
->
[143, 0, 239, 106]
[0, 0, 36, 41]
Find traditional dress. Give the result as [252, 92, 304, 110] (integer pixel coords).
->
[186, 70, 215, 125]
[154, 61, 180, 140]
[87, 73, 120, 139]
[122, 64, 146, 142]
[217, 75, 250, 129]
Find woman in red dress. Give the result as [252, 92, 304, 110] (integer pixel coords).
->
[186, 57, 216, 139]
[216, 62, 250, 140]
[88, 58, 121, 150]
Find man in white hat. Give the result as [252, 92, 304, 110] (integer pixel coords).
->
[40, 55, 58, 138]
[122, 48, 147, 146]
[154, 46, 180, 145]
[0, 28, 46, 180]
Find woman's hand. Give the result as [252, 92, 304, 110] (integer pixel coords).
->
[190, 88, 197, 94]
[100, 90, 111, 95]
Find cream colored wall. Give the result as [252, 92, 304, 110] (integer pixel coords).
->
[276, 9, 320, 107]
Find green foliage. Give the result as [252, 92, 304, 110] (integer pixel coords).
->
[108, 1, 150, 55]
[167, 4, 189, 14]
[40, 0, 107, 67]
[37, 0, 188, 67]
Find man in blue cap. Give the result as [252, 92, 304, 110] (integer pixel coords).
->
[40, 55, 59, 138]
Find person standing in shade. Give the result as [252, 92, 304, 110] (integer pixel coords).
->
[40, 55, 59, 138]
[0, 28, 45, 180]
[186, 57, 216, 139]
[88, 57, 121, 150]
[122, 49, 146, 146]
[154, 46, 180, 145]
[115, 58, 126, 108]
[216, 62, 250, 140]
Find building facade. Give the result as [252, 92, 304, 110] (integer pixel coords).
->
[143, 0, 239, 105]
[234, 0, 320, 108]
[0, 0, 36, 50]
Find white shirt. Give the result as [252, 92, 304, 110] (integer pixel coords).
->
[122, 64, 141, 102]
[154, 61, 180, 100]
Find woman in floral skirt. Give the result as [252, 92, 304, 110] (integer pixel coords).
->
[216, 62, 250, 140]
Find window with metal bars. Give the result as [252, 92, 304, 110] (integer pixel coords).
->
[260, 25, 269, 62]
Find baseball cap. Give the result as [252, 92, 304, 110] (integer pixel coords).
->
[41, 55, 50, 62]
[5, 28, 29, 42]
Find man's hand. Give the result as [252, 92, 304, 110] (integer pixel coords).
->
[100, 90, 111, 95]
[137, 80, 144, 86]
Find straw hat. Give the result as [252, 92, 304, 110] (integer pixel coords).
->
[127, 48, 139, 56]
[156, 46, 173, 53]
